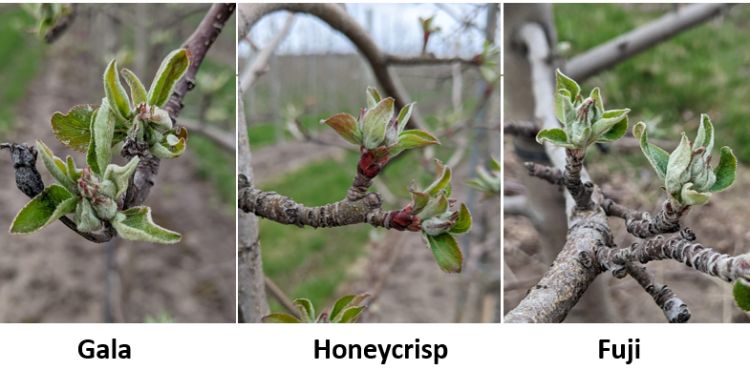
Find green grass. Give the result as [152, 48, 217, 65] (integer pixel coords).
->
[555, 4, 750, 163]
[260, 146, 438, 312]
[189, 136, 234, 207]
[247, 113, 330, 149]
[0, 8, 43, 139]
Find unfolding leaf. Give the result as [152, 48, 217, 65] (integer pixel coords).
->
[65, 155, 81, 182]
[424, 162, 451, 196]
[396, 102, 415, 133]
[148, 48, 190, 108]
[390, 129, 439, 157]
[293, 298, 316, 323]
[103, 59, 132, 120]
[634, 122, 669, 180]
[426, 233, 463, 273]
[694, 114, 714, 154]
[417, 194, 448, 219]
[680, 183, 710, 206]
[76, 198, 102, 233]
[554, 90, 574, 124]
[590, 87, 604, 112]
[10, 184, 77, 234]
[450, 203, 471, 234]
[322, 113, 360, 145]
[112, 206, 181, 244]
[361, 97, 393, 149]
[591, 109, 629, 139]
[51, 104, 96, 152]
[410, 188, 430, 214]
[536, 128, 572, 147]
[104, 156, 140, 200]
[36, 140, 75, 191]
[665, 133, 692, 194]
[90, 99, 116, 176]
[710, 146, 736, 192]
[555, 69, 580, 99]
[337, 306, 365, 323]
[366, 86, 381, 109]
[597, 114, 628, 142]
[151, 127, 187, 159]
[121, 68, 148, 106]
[262, 313, 302, 323]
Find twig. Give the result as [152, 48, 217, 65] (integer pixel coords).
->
[1, 143, 115, 243]
[180, 119, 235, 152]
[504, 120, 540, 138]
[264, 275, 300, 318]
[240, 13, 295, 91]
[603, 198, 685, 239]
[123, 3, 235, 209]
[624, 262, 691, 323]
[383, 54, 480, 66]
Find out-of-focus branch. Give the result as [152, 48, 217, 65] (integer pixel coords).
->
[564, 3, 730, 81]
[383, 54, 480, 66]
[238, 3, 428, 130]
[240, 13, 295, 91]
[180, 119, 235, 152]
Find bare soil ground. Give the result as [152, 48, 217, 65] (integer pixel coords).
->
[504, 141, 750, 323]
[0, 37, 234, 323]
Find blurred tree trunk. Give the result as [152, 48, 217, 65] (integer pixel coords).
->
[504, 3, 616, 322]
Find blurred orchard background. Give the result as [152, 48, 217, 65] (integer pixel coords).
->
[241, 3, 500, 322]
[0, 4, 235, 322]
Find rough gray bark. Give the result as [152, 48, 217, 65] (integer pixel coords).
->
[603, 198, 685, 239]
[237, 95, 270, 323]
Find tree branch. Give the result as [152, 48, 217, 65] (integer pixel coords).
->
[600, 229, 750, 284]
[603, 198, 685, 239]
[383, 54, 480, 66]
[564, 3, 730, 81]
[240, 13, 295, 91]
[1, 143, 114, 243]
[624, 262, 691, 323]
[238, 3, 428, 130]
[123, 3, 235, 208]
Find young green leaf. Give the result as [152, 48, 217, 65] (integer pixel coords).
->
[329, 295, 356, 322]
[148, 48, 190, 108]
[733, 279, 750, 311]
[10, 184, 77, 234]
[111, 206, 181, 244]
[450, 203, 471, 234]
[590, 87, 604, 112]
[710, 146, 737, 192]
[104, 156, 140, 200]
[50, 104, 96, 152]
[91, 99, 115, 176]
[555, 69, 580, 99]
[396, 102, 415, 133]
[680, 183, 710, 205]
[337, 306, 365, 323]
[390, 129, 439, 156]
[262, 313, 302, 323]
[410, 189, 430, 214]
[151, 133, 187, 159]
[417, 194, 448, 220]
[322, 113, 361, 145]
[103, 59, 132, 120]
[634, 122, 669, 180]
[695, 114, 714, 154]
[424, 163, 451, 196]
[366, 86, 382, 109]
[76, 198, 102, 233]
[36, 140, 75, 191]
[536, 128, 572, 148]
[293, 298, 316, 323]
[665, 133, 692, 194]
[65, 155, 81, 183]
[554, 90, 574, 124]
[591, 109, 629, 139]
[121, 68, 148, 106]
[426, 233, 463, 273]
[361, 97, 394, 149]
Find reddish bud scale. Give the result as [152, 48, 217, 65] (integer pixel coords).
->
[387, 204, 421, 231]
[358, 149, 389, 179]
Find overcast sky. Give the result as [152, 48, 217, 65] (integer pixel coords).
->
[240, 4, 496, 58]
